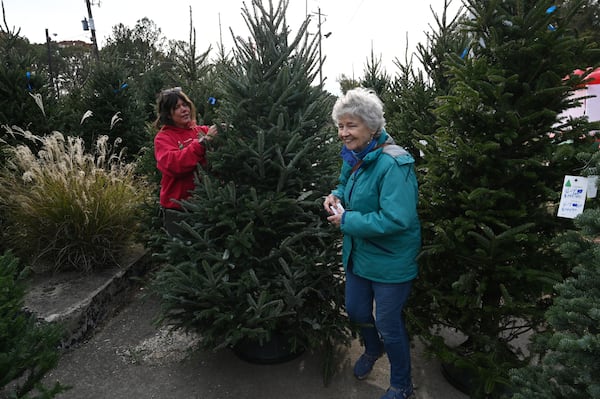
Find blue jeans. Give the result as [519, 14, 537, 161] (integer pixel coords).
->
[345, 264, 413, 392]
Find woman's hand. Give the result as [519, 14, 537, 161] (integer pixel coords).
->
[206, 124, 218, 139]
[199, 125, 218, 144]
[323, 194, 339, 215]
[323, 194, 344, 227]
[327, 212, 343, 227]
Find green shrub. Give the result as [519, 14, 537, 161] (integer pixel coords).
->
[0, 251, 66, 398]
[0, 126, 150, 272]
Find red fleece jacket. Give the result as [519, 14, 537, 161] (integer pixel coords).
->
[154, 123, 210, 209]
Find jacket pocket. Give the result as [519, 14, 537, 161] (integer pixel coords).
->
[364, 238, 394, 254]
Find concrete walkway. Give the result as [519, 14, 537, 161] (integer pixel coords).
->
[26, 250, 468, 399]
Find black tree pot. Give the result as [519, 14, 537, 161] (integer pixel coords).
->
[441, 359, 513, 398]
[441, 360, 474, 395]
[232, 333, 305, 365]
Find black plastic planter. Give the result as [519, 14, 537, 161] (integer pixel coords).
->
[232, 333, 305, 365]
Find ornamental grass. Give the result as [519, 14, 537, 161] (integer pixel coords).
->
[0, 126, 150, 272]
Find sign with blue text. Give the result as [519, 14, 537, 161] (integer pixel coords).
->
[557, 175, 587, 219]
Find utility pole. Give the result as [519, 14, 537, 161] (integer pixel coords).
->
[305, 0, 308, 42]
[84, 0, 100, 60]
[315, 8, 331, 88]
[45, 28, 59, 98]
[218, 12, 223, 50]
[318, 8, 323, 87]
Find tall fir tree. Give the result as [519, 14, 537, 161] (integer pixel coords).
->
[360, 48, 390, 98]
[74, 60, 147, 160]
[0, 20, 53, 135]
[412, 0, 597, 397]
[383, 0, 465, 166]
[510, 142, 600, 398]
[151, 0, 351, 382]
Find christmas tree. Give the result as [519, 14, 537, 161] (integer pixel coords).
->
[0, 24, 52, 136]
[151, 0, 351, 380]
[412, 0, 597, 397]
[510, 146, 600, 398]
[74, 60, 147, 160]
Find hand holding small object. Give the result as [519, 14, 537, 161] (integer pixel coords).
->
[323, 194, 340, 214]
[326, 202, 343, 228]
[330, 203, 345, 215]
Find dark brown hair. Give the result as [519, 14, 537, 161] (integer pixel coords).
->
[153, 87, 197, 128]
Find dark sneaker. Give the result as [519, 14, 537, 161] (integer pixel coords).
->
[353, 351, 383, 380]
[380, 386, 416, 399]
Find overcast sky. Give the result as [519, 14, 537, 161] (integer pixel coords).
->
[2, 0, 462, 94]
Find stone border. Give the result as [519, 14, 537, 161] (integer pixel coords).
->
[24, 246, 151, 348]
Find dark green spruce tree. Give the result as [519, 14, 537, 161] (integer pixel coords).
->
[73, 60, 147, 160]
[412, 0, 598, 397]
[510, 143, 600, 399]
[383, 0, 465, 166]
[0, 251, 66, 399]
[360, 48, 390, 98]
[151, 0, 350, 383]
[0, 20, 52, 135]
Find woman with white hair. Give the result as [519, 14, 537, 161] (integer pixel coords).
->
[324, 88, 421, 399]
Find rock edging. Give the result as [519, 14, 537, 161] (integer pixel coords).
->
[24, 245, 151, 348]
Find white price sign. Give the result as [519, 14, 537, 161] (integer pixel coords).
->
[557, 175, 587, 219]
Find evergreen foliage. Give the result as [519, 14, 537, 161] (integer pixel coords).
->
[337, 74, 360, 94]
[72, 60, 147, 160]
[563, 0, 600, 66]
[360, 49, 390, 97]
[0, 251, 66, 399]
[383, 64, 433, 165]
[415, 0, 467, 95]
[151, 0, 351, 382]
[510, 146, 600, 399]
[382, 0, 464, 165]
[0, 20, 52, 135]
[411, 0, 597, 396]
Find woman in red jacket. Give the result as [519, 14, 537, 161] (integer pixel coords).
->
[153, 87, 217, 235]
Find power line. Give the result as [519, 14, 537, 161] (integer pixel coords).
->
[348, 0, 365, 24]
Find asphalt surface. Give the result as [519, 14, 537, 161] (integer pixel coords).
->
[41, 285, 469, 399]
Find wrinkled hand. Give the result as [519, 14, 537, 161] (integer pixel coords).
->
[323, 194, 339, 214]
[323, 194, 343, 227]
[327, 212, 342, 227]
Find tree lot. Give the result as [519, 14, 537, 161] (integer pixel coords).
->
[1, 0, 600, 398]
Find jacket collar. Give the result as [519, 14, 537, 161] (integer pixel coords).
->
[360, 129, 392, 165]
[341, 128, 392, 167]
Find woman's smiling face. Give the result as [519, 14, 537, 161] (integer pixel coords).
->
[337, 114, 375, 152]
[170, 98, 192, 128]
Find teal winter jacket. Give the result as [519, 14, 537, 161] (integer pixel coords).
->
[331, 130, 421, 283]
